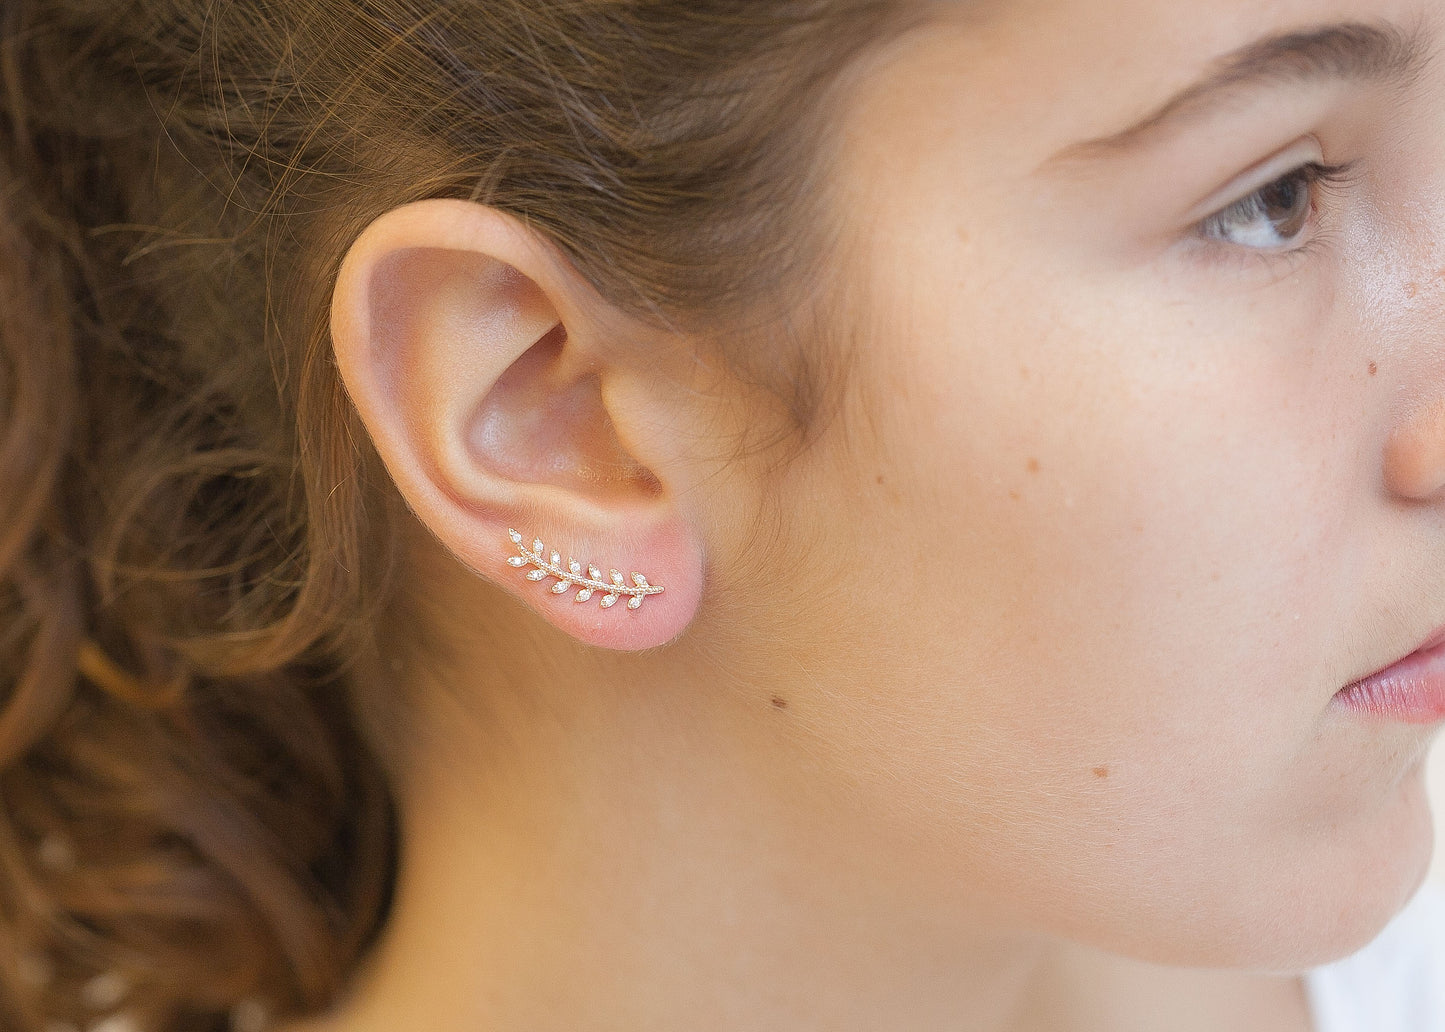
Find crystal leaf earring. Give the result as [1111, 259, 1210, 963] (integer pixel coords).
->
[506, 529, 664, 610]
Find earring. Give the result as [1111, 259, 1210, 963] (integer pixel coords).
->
[506, 529, 664, 611]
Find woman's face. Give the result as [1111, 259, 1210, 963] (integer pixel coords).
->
[727, 0, 1445, 969]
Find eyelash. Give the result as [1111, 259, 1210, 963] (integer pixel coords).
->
[1191, 160, 1358, 267]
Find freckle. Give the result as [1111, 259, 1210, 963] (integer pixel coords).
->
[1008, 490, 1021, 501]
[1368, 361, 1377, 376]
[1020, 366, 1031, 380]
[771, 696, 788, 710]
[1406, 282, 1420, 298]
[875, 473, 885, 485]
[1092, 766, 1109, 779]
[1026, 457, 1040, 474]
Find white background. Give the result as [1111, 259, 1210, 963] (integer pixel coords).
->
[1433, 744, 1445, 885]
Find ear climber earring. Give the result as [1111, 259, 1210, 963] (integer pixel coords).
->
[506, 529, 664, 610]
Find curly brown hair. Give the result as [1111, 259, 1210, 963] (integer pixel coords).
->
[0, 1, 915, 1029]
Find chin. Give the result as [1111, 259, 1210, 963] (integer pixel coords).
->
[1230, 762, 1434, 972]
[1290, 763, 1437, 968]
[1095, 764, 1436, 972]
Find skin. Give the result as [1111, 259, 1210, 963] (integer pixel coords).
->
[298, 0, 1445, 1029]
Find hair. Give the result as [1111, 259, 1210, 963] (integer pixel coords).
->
[0, 2, 917, 1029]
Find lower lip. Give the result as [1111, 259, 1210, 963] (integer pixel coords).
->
[1334, 639, 1445, 724]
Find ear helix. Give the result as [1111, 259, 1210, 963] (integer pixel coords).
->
[505, 529, 664, 611]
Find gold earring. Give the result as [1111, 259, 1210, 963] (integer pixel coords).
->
[506, 529, 664, 611]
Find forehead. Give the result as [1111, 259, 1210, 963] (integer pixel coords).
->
[820, 0, 1441, 245]
[852, 0, 1436, 154]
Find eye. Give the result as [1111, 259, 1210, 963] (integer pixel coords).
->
[1195, 162, 1355, 251]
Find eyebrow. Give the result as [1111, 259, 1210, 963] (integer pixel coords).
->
[1048, 22, 1432, 163]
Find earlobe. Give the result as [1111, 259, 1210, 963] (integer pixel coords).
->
[329, 199, 704, 651]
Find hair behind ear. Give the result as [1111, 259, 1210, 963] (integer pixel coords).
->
[0, 8, 400, 1030]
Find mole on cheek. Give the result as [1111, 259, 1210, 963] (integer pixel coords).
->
[771, 696, 789, 711]
[1368, 361, 1378, 376]
[1026, 457, 1040, 474]
[1092, 766, 1110, 779]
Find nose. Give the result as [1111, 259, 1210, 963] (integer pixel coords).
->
[1384, 391, 1445, 499]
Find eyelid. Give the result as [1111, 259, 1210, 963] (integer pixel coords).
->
[1192, 163, 1354, 261]
[1183, 136, 1329, 224]
[1180, 159, 1358, 276]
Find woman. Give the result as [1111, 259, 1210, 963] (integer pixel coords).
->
[1, 0, 1443, 1030]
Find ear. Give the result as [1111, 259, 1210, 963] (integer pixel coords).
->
[329, 199, 704, 651]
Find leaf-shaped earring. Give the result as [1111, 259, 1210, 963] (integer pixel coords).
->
[506, 529, 664, 611]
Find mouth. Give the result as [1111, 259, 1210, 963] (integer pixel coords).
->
[1333, 623, 1445, 724]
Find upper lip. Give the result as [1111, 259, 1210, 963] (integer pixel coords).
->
[1353, 621, 1445, 685]
[1414, 623, 1445, 657]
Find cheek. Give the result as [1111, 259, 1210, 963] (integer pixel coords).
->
[769, 264, 1430, 967]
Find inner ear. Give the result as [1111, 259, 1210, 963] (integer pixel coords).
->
[468, 322, 663, 501]
[367, 244, 658, 504]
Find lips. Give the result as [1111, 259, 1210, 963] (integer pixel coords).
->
[1334, 623, 1445, 724]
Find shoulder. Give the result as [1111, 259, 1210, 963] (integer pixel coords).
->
[1306, 880, 1445, 1032]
